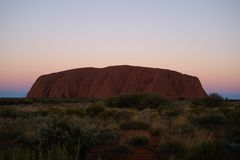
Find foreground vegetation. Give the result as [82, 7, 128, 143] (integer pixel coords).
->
[0, 94, 240, 160]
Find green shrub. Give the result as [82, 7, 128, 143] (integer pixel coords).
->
[119, 120, 150, 130]
[204, 93, 224, 107]
[39, 117, 102, 160]
[140, 94, 167, 108]
[105, 94, 142, 108]
[105, 93, 167, 108]
[128, 136, 149, 146]
[186, 142, 226, 160]
[192, 93, 224, 108]
[86, 105, 105, 117]
[156, 141, 186, 160]
[189, 113, 226, 129]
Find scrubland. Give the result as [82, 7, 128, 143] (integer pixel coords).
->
[0, 94, 239, 160]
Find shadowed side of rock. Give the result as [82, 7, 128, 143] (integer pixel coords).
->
[27, 65, 207, 100]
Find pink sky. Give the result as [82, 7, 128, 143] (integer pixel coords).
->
[0, 0, 240, 98]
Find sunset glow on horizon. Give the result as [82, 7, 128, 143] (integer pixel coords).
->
[1, 0, 240, 99]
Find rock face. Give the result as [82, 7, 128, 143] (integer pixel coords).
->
[27, 65, 207, 99]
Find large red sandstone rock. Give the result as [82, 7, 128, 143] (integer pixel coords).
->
[27, 65, 207, 99]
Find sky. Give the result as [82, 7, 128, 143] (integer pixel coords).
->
[0, 0, 240, 99]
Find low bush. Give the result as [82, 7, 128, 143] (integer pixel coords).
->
[128, 136, 149, 146]
[156, 141, 186, 160]
[204, 93, 224, 107]
[189, 113, 226, 129]
[119, 120, 150, 130]
[192, 93, 224, 108]
[105, 93, 167, 108]
[140, 94, 167, 108]
[105, 94, 142, 108]
[39, 117, 102, 160]
[0, 98, 34, 106]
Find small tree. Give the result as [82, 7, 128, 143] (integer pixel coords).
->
[204, 93, 224, 107]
